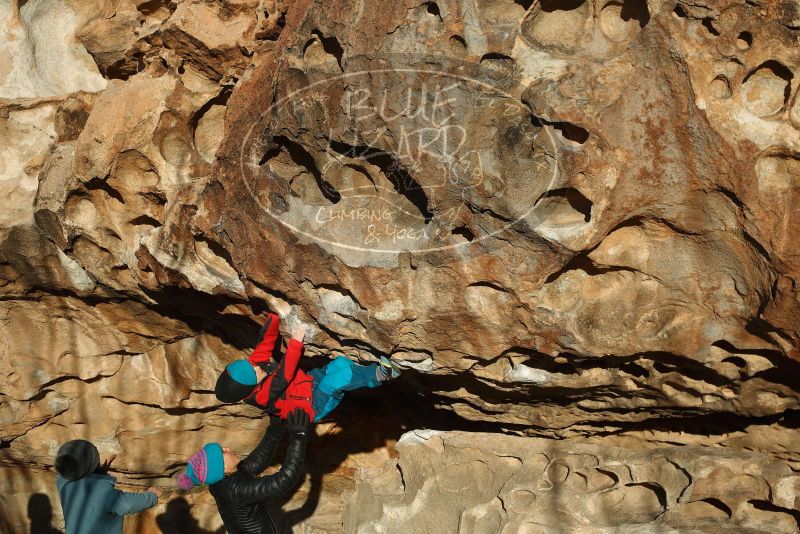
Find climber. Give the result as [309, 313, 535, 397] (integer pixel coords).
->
[214, 311, 401, 422]
[177, 409, 310, 534]
[54, 439, 161, 534]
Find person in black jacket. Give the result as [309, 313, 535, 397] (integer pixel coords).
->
[178, 409, 310, 534]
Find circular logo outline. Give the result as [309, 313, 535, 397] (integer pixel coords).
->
[238, 67, 561, 254]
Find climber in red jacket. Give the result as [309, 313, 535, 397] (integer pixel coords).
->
[215, 312, 401, 422]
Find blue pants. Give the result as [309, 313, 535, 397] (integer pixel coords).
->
[309, 356, 384, 422]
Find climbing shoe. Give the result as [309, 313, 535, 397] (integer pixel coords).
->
[378, 355, 401, 380]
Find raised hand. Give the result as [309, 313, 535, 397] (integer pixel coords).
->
[286, 409, 310, 436]
[291, 323, 307, 342]
[98, 453, 116, 474]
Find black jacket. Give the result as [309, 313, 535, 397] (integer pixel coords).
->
[209, 420, 306, 534]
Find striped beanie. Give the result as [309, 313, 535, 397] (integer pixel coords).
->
[177, 443, 224, 490]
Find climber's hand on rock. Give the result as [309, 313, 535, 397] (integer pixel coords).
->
[291, 323, 307, 342]
[287, 409, 310, 436]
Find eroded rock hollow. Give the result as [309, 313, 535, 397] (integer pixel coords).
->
[1, 0, 799, 532]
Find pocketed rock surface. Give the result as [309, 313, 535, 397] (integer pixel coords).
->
[0, 0, 798, 532]
[346, 430, 800, 533]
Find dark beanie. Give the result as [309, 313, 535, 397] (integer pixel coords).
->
[215, 360, 258, 403]
[55, 440, 100, 481]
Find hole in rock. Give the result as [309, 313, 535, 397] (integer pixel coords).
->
[342, 162, 377, 188]
[195, 235, 238, 279]
[553, 121, 589, 146]
[128, 215, 163, 228]
[426, 1, 442, 18]
[673, 4, 687, 18]
[750, 358, 800, 392]
[85, 178, 125, 204]
[701, 17, 720, 36]
[515, 0, 535, 8]
[540, 0, 586, 12]
[328, 139, 433, 223]
[191, 90, 232, 133]
[192, 89, 231, 164]
[710, 75, 732, 99]
[451, 225, 475, 243]
[652, 361, 677, 374]
[259, 146, 280, 167]
[737, 31, 753, 49]
[522, 0, 588, 52]
[480, 53, 514, 78]
[535, 188, 592, 227]
[104, 53, 146, 81]
[274, 136, 341, 203]
[543, 251, 648, 283]
[530, 114, 546, 131]
[625, 482, 668, 511]
[449, 34, 467, 53]
[741, 60, 793, 116]
[595, 467, 620, 486]
[274, 12, 287, 30]
[600, 0, 650, 42]
[313, 30, 344, 69]
[721, 356, 747, 368]
[450, 35, 467, 50]
[748, 500, 800, 528]
[711, 339, 800, 391]
[481, 52, 513, 62]
[257, 9, 286, 41]
[517, 350, 576, 374]
[621, 361, 649, 378]
[619, 0, 650, 27]
[141, 191, 166, 206]
[697, 498, 733, 518]
[137, 0, 172, 16]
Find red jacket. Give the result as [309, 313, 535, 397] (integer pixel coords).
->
[245, 313, 315, 420]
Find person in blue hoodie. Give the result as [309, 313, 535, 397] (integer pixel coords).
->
[54, 439, 161, 534]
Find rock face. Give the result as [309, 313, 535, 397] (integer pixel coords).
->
[1, 0, 799, 532]
[347, 430, 800, 533]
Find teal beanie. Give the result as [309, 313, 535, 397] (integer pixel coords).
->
[227, 360, 257, 385]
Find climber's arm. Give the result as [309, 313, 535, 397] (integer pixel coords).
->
[249, 313, 281, 364]
[237, 416, 285, 476]
[229, 410, 308, 503]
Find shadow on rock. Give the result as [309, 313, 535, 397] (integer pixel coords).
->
[156, 497, 224, 534]
[268, 389, 408, 533]
[28, 493, 62, 534]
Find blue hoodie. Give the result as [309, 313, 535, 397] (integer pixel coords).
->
[56, 473, 157, 534]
